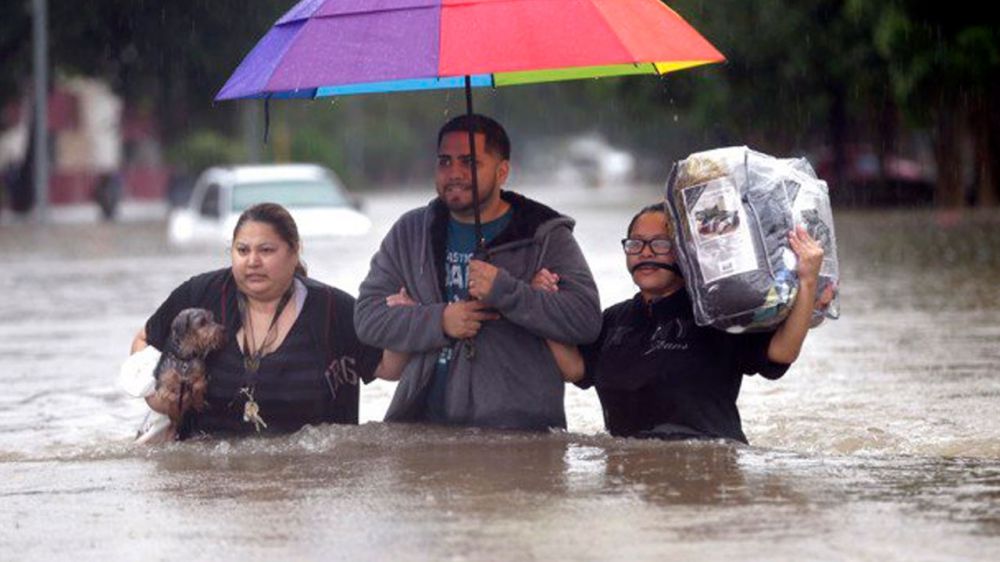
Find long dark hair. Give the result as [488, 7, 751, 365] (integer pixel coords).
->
[233, 202, 308, 277]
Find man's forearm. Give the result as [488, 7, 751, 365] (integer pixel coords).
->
[485, 270, 601, 344]
[355, 298, 451, 353]
[354, 238, 452, 353]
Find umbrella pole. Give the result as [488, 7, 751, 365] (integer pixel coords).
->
[463, 76, 482, 361]
[464, 76, 485, 255]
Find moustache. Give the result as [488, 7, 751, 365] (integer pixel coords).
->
[630, 261, 683, 276]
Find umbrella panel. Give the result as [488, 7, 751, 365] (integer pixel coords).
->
[216, 0, 725, 101]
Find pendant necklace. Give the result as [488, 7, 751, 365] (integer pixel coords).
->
[236, 284, 294, 432]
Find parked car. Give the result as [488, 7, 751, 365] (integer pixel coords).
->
[168, 164, 371, 245]
[812, 145, 935, 206]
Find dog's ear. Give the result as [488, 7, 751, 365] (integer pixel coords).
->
[171, 309, 202, 359]
[170, 309, 192, 343]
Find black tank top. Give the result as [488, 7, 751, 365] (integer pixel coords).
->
[184, 311, 336, 437]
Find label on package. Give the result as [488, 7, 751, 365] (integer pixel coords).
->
[682, 177, 757, 284]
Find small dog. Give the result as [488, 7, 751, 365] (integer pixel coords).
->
[152, 308, 226, 439]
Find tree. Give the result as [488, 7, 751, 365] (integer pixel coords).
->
[852, 0, 1000, 207]
[2, 1, 290, 142]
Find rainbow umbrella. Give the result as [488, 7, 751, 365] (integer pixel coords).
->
[216, 0, 725, 244]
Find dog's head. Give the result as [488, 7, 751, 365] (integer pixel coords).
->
[170, 308, 226, 359]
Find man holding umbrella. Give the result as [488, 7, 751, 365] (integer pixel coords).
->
[354, 114, 601, 430]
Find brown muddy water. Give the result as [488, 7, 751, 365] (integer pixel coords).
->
[1, 186, 999, 561]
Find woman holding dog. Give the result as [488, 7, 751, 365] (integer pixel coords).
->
[131, 202, 406, 439]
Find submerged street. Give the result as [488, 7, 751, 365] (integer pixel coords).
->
[1, 184, 999, 560]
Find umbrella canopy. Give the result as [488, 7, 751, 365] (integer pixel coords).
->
[215, 0, 726, 265]
[216, 0, 725, 101]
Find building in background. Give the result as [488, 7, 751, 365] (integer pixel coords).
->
[0, 76, 168, 219]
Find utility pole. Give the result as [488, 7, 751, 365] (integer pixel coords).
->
[32, 0, 49, 223]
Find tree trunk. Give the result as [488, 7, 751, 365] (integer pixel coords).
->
[876, 91, 898, 185]
[992, 82, 1000, 206]
[828, 82, 849, 201]
[932, 100, 965, 208]
[969, 97, 997, 207]
[969, 90, 999, 207]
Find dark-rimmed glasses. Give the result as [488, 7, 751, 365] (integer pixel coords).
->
[621, 238, 673, 255]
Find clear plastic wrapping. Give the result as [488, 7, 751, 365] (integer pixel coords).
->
[781, 157, 841, 324]
[665, 147, 839, 332]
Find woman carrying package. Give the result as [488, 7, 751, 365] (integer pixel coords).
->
[535, 203, 823, 443]
[128, 203, 406, 440]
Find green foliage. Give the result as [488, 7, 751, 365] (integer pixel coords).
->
[852, 0, 1000, 123]
[167, 129, 245, 176]
[289, 127, 344, 176]
[0, 2, 31, 107]
[4, 0, 997, 201]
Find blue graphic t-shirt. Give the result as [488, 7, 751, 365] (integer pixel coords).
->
[425, 211, 512, 422]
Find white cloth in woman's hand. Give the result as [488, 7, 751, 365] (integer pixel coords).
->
[118, 346, 161, 398]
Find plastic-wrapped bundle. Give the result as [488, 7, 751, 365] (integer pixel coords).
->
[665, 147, 839, 332]
[780, 158, 840, 325]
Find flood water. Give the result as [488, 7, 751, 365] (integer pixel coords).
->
[2, 185, 999, 561]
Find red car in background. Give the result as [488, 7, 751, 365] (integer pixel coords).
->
[812, 145, 936, 207]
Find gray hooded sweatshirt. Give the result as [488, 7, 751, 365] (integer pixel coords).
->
[355, 191, 602, 430]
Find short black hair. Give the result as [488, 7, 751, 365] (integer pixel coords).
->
[626, 202, 669, 238]
[438, 114, 511, 160]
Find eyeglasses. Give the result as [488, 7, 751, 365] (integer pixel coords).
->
[621, 238, 673, 255]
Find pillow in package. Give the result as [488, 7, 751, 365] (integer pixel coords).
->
[665, 146, 839, 332]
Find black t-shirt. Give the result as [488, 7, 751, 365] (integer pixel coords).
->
[144, 268, 381, 437]
[578, 290, 789, 443]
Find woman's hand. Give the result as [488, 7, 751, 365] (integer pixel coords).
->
[385, 287, 417, 307]
[145, 388, 173, 415]
[376, 287, 415, 381]
[788, 225, 824, 286]
[531, 268, 560, 293]
[130, 328, 148, 354]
